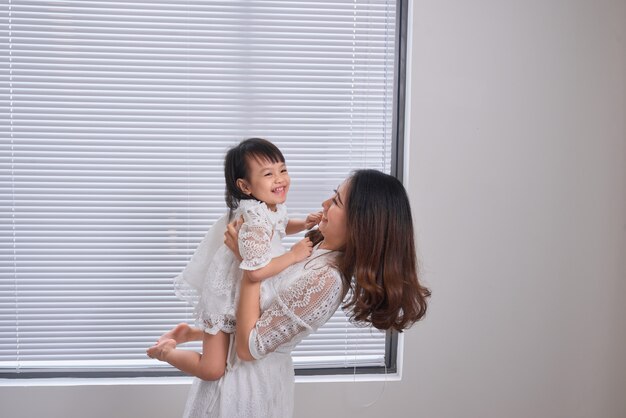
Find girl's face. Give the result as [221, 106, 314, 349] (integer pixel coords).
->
[236, 156, 290, 210]
[319, 180, 349, 250]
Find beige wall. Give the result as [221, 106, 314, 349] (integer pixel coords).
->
[1, 1, 625, 417]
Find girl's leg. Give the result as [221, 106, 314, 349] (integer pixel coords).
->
[147, 331, 230, 381]
[157, 322, 204, 344]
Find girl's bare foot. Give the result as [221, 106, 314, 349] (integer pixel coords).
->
[146, 338, 176, 362]
[158, 322, 192, 344]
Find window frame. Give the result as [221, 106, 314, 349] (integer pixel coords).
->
[0, 0, 409, 379]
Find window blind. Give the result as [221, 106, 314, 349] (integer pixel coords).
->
[0, 0, 396, 376]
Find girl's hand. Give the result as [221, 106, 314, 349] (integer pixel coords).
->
[291, 237, 314, 262]
[304, 211, 323, 229]
[224, 216, 244, 261]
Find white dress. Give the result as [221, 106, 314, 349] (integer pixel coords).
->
[182, 246, 344, 418]
[174, 200, 289, 334]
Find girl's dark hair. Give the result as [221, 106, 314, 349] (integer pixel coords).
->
[337, 169, 431, 331]
[224, 137, 285, 210]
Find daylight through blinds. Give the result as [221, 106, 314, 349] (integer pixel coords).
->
[0, 0, 396, 375]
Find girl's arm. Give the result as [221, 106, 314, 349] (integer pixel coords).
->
[285, 212, 323, 235]
[245, 239, 312, 282]
[238, 211, 313, 281]
[285, 219, 306, 235]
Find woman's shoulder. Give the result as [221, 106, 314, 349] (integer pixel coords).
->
[278, 262, 343, 309]
[300, 251, 344, 289]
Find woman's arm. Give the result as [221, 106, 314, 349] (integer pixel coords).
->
[235, 273, 261, 361]
[238, 265, 343, 361]
[224, 221, 261, 360]
[235, 238, 314, 359]
[225, 221, 342, 361]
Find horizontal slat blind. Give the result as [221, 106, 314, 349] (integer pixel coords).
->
[0, 0, 394, 376]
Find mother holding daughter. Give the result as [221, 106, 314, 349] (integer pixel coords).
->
[149, 140, 430, 417]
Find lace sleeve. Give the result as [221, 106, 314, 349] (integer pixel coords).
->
[248, 266, 344, 359]
[238, 206, 273, 271]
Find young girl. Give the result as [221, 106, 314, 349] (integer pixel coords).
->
[147, 137, 322, 380]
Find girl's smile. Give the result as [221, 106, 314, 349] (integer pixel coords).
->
[236, 158, 291, 210]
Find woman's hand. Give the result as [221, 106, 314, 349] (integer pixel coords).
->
[224, 216, 244, 261]
[290, 237, 313, 263]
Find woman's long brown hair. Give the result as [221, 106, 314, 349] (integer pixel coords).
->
[336, 169, 430, 331]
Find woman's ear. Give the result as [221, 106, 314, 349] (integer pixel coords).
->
[236, 178, 252, 195]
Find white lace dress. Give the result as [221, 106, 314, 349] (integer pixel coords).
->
[174, 200, 289, 334]
[182, 246, 344, 418]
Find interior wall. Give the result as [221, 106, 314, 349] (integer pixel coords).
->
[1, 1, 625, 417]
[396, 0, 626, 417]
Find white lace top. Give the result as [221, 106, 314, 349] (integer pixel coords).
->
[248, 250, 344, 359]
[238, 199, 288, 271]
[174, 200, 289, 334]
[182, 247, 345, 418]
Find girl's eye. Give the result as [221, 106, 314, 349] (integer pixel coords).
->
[331, 197, 338, 206]
[264, 173, 272, 177]
[281, 169, 287, 173]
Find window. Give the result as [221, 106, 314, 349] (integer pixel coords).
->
[0, 0, 407, 377]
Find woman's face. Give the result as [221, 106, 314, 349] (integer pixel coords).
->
[318, 180, 349, 250]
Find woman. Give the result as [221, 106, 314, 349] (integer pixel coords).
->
[153, 169, 431, 417]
